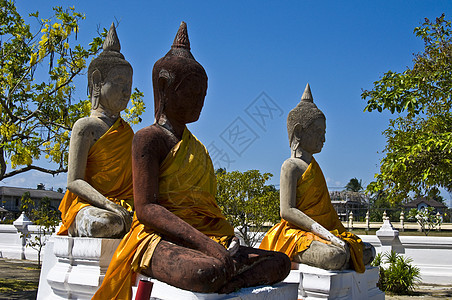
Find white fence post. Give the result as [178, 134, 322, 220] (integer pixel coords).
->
[13, 212, 32, 260]
[437, 212, 442, 231]
[348, 211, 353, 230]
[366, 210, 370, 231]
[400, 211, 405, 232]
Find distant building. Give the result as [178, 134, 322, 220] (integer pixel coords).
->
[330, 191, 369, 221]
[0, 186, 64, 219]
[403, 197, 447, 214]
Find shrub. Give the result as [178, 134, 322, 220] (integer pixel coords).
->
[408, 207, 442, 236]
[372, 251, 421, 295]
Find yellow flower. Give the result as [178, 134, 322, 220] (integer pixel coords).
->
[29, 53, 37, 66]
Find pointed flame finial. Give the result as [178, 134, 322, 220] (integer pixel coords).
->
[301, 83, 313, 102]
[171, 21, 190, 50]
[103, 23, 121, 52]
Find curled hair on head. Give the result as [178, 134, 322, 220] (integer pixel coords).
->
[287, 83, 325, 146]
[87, 23, 132, 100]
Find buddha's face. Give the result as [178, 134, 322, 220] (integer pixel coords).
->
[164, 73, 207, 124]
[100, 65, 133, 114]
[300, 117, 326, 154]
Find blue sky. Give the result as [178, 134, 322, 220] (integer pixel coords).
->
[4, 1, 452, 204]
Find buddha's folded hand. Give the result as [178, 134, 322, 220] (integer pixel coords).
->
[106, 201, 133, 232]
[311, 222, 346, 248]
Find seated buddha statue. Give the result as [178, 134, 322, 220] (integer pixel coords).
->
[259, 84, 374, 272]
[92, 22, 290, 299]
[57, 23, 134, 238]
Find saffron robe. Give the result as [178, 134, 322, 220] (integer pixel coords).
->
[92, 127, 235, 300]
[259, 158, 365, 273]
[57, 118, 134, 235]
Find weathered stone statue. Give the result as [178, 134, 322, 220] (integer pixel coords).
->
[57, 23, 134, 238]
[93, 22, 290, 299]
[259, 84, 374, 272]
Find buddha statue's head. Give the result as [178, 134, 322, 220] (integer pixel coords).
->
[88, 23, 133, 113]
[287, 83, 326, 154]
[152, 22, 208, 125]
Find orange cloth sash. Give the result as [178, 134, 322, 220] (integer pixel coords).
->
[92, 127, 235, 300]
[259, 158, 364, 273]
[57, 118, 134, 235]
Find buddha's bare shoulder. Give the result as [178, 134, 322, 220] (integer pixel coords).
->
[71, 116, 109, 142]
[133, 124, 175, 160]
[281, 157, 308, 178]
[134, 124, 169, 144]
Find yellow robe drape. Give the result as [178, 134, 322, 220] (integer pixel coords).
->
[92, 127, 235, 300]
[57, 118, 134, 235]
[259, 158, 365, 273]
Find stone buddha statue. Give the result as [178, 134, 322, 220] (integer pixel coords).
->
[57, 23, 134, 238]
[93, 22, 290, 299]
[259, 84, 374, 272]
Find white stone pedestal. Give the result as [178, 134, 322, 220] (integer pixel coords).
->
[285, 263, 384, 300]
[37, 236, 121, 300]
[376, 219, 404, 254]
[38, 236, 297, 300]
[132, 275, 298, 300]
[37, 236, 56, 300]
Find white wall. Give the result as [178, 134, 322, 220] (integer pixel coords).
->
[361, 235, 452, 285]
[2, 224, 452, 285]
[0, 223, 54, 261]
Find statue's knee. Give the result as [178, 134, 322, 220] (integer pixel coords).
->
[274, 251, 291, 277]
[293, 242, 348, 270]
[363, 242, 376, 265]
[187, 263, 226, 293]
[76, 209, 124, 238]
[92, 213, 124, 237]
[322, 246, 348, 270]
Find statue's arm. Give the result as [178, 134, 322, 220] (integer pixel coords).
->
[279, 159, 314, 230]
[66, 118, 131, 227]
[132, 127, 234, 275]
[279, 159, 345, 247]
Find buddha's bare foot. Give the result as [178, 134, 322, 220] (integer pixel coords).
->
[216, 246, 290, 294]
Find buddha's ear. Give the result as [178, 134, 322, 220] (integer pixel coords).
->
[158, 76, 168, 99]
[91, 69, 102, 110]
[156, 69, 175, 119]
[290, 123, 302, 151]
[158, 69, 173, 98]
[293, 123, 302, 141]
[156, 70, 171, 122]
[291, 123, 302, 150]
[157, 76, 169, 119]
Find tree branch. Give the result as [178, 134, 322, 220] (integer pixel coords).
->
[20, 68, 80, 124]
[0, 94, 19, 122]
[6, 43, 35, 105]
[47, 70, 78, 96]
[37, 115, 72, 131]
[1, 165, 67, 181]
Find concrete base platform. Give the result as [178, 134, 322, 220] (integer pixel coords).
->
[37, 236, 121, 300]
[38, 236, 297, 300]
[284, 263, 384, 300]
[132, 276, 298, 300]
